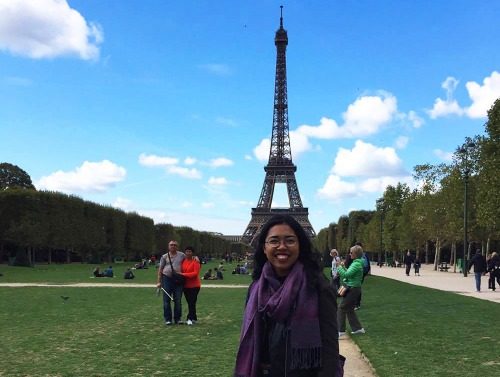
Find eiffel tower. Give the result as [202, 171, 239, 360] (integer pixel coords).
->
[241, 6, 316, 245]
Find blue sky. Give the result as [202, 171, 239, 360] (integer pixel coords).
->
[1, 0, 499, 235]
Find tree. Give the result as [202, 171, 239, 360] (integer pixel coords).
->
[0, 163, 35, 190]
[477, 98, 500, 235]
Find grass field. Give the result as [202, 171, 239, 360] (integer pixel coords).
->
[1, 263, 499, 376]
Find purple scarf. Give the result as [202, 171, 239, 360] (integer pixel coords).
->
[234, 260, 322, 377]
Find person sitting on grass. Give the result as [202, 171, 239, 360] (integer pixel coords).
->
[240, 265, 249, 275]
[93, 266, 104, 277]
[215, 267, 224, 280]
[103, 265, 114, 277]
[232, 265, 241, 274]
[124, 267, 135, 279]
[202, 269, 215, 280]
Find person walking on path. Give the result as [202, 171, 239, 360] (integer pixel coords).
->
[181, 246, 201, 325]
[337, 245, 365, 338]
[468, 251, 487, 292]
[330, 249, 341, 290]
[487, 252, 500, 291]
[157, 240, 186, 325]
[404, 251, 413, 276]
[413, 257, 421, 276]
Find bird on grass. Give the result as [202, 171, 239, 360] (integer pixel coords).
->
[60, 296, 70, 301]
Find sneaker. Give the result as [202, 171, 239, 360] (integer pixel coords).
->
[176, 320, 184, 325]
[165, 321, 172, 325]
[187, 319, 193, 325]
[351, 328, 365, 334]
[338, 331, 346, 338]
[354, 306, 361, 311]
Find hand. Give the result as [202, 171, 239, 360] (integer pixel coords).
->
[157, 282, 161, 288]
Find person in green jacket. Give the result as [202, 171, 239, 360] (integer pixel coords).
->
[336, 245, 365, 337]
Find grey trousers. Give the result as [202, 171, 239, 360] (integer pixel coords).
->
[338, 287, 363, 332]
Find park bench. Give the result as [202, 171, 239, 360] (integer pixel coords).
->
[439, 262, 450, 272]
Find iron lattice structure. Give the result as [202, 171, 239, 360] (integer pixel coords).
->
[241, 8, 316, 245]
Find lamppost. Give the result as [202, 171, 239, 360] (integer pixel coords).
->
[458, 141, 475, 277]
[376, 197, 385, 266]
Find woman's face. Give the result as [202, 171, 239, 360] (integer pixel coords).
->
[185, 250, 193, 259]
[264, 224, 300, 277]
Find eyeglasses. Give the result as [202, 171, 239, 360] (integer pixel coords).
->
[265, 237, 297, 248]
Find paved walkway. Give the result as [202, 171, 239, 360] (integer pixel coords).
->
[370, 263, 500, 303]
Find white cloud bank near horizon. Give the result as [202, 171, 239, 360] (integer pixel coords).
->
[0, 0, 103, 60]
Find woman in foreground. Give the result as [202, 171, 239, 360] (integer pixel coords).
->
[234, 215, 341, 377]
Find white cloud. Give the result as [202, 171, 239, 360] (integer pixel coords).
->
[295, 92, 397, 140]
[244, 155, 252, 160]
[238, 200, 254, 206]
[202, 202, 215, 209]
[184, 157, 197, 165]
[317, 175, 359, 201]
[465, 71, 500, 118]
[208, 177, 229, 186]
[341, 92, 397, 137]
[331, 140, 407, 178]
[289, 131, 314, 160]
[254, 139, 270, 162]
[139, 153, 178, 167]
[427, 72, 500, 119]
[199, 63, 232, 76]
[216, 117, 237, 127]
[407, 111, 425, 128]
[113, 197, 133, 210]
[395, 136, 409, 149]
[140, 153, 201, 179]
[0, 0, 103, 60]
[359, 175, 414, 193]
[427, 77, 464, 118]
[433, 149, 454, 162]
[166, 166, 202, 179]
[37, 160, 126, 193]
[207, 157, 234, 168]
[180, 202, 193, 208]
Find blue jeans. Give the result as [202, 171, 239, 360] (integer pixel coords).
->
[474, 272, 482, 291]
[162, 275, 183, 322]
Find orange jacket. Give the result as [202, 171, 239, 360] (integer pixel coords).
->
[181, 258, 201, 288]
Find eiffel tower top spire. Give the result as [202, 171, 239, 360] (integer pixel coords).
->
[241, 6, 315, 245]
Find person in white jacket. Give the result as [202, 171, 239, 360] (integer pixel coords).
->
[330, 249, 341, 289]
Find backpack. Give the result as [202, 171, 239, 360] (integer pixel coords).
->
[362, 252, 370, 276]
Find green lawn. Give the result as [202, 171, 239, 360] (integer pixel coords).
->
[1, 264, 499, 376]
[0, 260, 252, 285]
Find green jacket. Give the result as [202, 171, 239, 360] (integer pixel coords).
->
[337, 258, 364, 288]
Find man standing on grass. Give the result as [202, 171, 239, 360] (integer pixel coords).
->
[157, 240, 186, 325]
[468, 250, 487, 292]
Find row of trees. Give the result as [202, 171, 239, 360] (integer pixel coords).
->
[313, 98, 500, 268]
[0, 187, 251, 266]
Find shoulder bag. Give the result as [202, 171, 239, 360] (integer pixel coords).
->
[168, 253, 186, 285]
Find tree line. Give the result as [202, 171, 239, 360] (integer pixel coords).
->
[313, 98, 500, 269]
[0, 186, 251, 267]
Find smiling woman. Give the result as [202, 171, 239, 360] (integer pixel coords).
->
[233, 214, 343, 377]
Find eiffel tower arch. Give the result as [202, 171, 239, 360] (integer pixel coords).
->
[241, 7, 316, 245]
